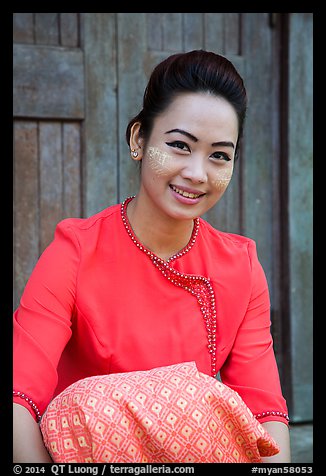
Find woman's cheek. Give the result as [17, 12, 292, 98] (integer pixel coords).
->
[146, 147, 176, 176]
[211, 163, 234, 191]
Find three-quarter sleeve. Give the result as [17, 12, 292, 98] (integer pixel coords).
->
[13, 219, 80, 421]
[220, 240, 289, 425]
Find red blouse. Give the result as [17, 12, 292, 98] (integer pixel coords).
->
[13, 197, 289, 425]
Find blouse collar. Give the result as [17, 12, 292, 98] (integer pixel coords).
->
[120, 196, 200, 263]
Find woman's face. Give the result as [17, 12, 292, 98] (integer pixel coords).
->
[135, 92, 239, 221]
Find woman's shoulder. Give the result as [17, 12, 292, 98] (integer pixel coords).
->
[198, 218, 263, 282]
[199, 217, 255, 249]
[56, 203, 121, 235]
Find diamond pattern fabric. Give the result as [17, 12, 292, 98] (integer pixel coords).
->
[40, 362, 279, 463]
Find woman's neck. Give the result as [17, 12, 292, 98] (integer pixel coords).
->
[126, 195, 195, 262]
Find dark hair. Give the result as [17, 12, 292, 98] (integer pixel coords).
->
[126, 49, 247, 159]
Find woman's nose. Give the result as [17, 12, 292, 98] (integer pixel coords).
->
[180, 155, 208, 184]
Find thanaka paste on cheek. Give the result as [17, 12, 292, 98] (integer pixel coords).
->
[147, 147, 175, 175]
[212, 163, 234, 191]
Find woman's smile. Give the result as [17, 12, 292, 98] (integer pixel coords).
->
[169, 184, 206, 204]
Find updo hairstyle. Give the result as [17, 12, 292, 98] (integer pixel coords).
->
[125, 49, 247, 159]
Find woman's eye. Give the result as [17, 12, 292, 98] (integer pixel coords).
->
[165, 141, 190, 152]
[211, 152, 231, 162]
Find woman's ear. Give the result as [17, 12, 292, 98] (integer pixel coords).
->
[129, 122, 144, 161]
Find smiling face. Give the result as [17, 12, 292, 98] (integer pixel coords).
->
[131, 92, 239, 221]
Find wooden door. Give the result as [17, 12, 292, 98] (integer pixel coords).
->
[13, 13, 313, 422]
[13, 13, 84, 308]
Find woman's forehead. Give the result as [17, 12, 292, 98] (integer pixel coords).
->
[153, 92, 239, 142]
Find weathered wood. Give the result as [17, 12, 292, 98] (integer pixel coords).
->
[183, 13, 204, 50]
[63, 122, 82, 217]
[13, 13, 80, 48]
[204, 13, 224, 53]
[241, 13, 287, 404]
[269, 14, 284, 380]
[162, 13, 183, 51]
[13, 13, 34, 44]
[39, 122, 63, 253]
[13, 14, 84, 307]
[83, 13, 118, 216]
[35, 13, 59, 45]
[241, 13, 275, 286]
[13, 121, 39, 309]
[117, 13, 147, 201]
[13, 44, 84, 119]
[287, 12, 313, 422]
[147, 13, 163, 50]
[60, 13, 79, 47]
[224, 13, 240, 55]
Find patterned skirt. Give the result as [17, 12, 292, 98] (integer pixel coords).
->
[40, 361, 279, 463]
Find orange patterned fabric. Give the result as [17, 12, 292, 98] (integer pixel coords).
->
[40, 362, 279, 463]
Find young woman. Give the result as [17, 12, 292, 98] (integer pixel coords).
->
[13, 50, 291, 463]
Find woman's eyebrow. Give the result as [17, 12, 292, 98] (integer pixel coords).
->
[212, 141, 235, 149]
[165, 129, 235, 149]
[165, 129, 198, 142]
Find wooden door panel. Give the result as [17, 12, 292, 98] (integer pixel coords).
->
[14, 121, 39, 307]
[13, 13, 84, 308]
[39, 122, 82, 251]
[13, 44, 84, 119]
[13, 13, 80, 47]
[82, 13, 118, 217]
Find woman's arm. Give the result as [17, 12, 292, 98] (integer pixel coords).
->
[13, 219, 80, 463]
[13, 404, 52, 463]
[261, 421, 291, 463]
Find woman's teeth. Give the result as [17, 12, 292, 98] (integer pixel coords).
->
[170, 185, 203, 199]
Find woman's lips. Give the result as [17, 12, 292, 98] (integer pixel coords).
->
[169, 184, 206, 204]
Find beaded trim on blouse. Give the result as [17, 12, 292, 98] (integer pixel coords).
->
[254, 411, 290, 422]
[121, 196, 200, 263]
[120, 196, 217, 377]
[13, 390, 42, 422]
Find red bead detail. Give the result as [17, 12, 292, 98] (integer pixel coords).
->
[121, 197, 218, 377]
[254, 410, 290, 422]
[13, 390, 42, 422]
